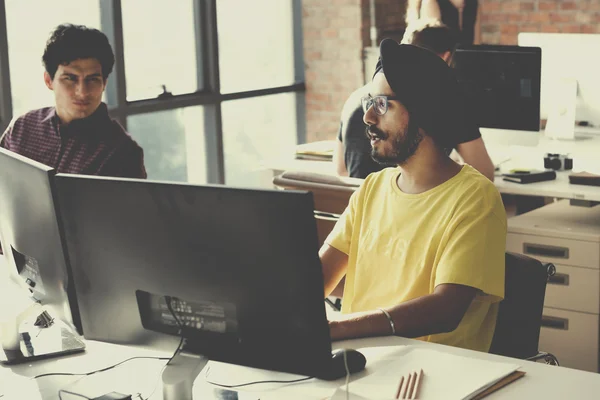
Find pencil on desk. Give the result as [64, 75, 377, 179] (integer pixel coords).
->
[395, 375, 405, 399]
[413, 369, 424, 399]
[396, 369, 424, 399]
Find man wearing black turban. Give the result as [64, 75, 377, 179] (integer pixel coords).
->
[320, 41, 506, 353]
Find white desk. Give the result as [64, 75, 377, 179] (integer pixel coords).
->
[265, 133, 600, 202]
[2, 336, 600, 399]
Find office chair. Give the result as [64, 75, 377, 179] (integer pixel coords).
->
[489, 252, 559, 366]
[272, 171, 361, 246]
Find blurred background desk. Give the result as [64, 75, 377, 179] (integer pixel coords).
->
[265, 131, 600, 202]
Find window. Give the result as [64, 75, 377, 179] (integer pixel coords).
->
[5, 0, 101, 117]
[127, 107, 207, 184]
[121, 0, 199, 101]
[221, 93, 297, 188]
[1, 1, 304, 185]
[217, 0, 295, 94]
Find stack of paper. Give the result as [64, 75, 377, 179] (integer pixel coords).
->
[331, 347, 522, 400]
[295, 140, 335, 161]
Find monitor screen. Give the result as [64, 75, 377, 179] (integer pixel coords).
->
[518, 32, 600, 129]
[451, 44, 541, 132]
[0, 148, 80, 333]
[54, 174, 335, 378]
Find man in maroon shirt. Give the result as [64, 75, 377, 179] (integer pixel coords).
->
[0, 24, 146, 254]
[0, 23, 146, 178]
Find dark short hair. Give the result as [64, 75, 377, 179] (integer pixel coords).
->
[401, 19, 458, 55]
[42, 24, 115, 80]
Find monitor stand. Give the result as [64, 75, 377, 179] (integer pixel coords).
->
[162, 351, 209, 400]
[545, 78, 577, 140]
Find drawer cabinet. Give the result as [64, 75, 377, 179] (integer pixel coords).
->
[538, 307, 599, 373]
[507, 199, 600, 373]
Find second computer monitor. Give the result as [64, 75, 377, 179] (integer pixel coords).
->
[451, 44, 541, 146]
[54, 174, 334, 377]
[519, 32, 600, 135]
[0, 148, 80, 332]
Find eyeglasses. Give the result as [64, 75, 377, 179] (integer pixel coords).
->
[361, 94, 400, 116]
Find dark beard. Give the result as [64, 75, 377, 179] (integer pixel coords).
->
[370, 118, 423, 165]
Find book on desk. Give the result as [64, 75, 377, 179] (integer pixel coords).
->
[295, 140, 335, 161]
[330, 347, 524, 400]
[569, 171, 600, 187]
[502, 170, 556, 184]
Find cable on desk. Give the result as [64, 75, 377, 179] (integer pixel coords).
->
[343, 350, 350, 400]
[205, 376, 314, 389]
[58, 388, 91, 399]
[31, 356, 171, 380]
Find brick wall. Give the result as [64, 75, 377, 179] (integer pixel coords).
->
[479, 0, 600, 44]
[302, 0, 600, 142]
[361, 0, 407, 47]
[302, 0, 364, 142]
[302, 0, 407, 142]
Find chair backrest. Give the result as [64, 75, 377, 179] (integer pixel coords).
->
[489, 252, 553, 359]
[273, 171, 362, 245]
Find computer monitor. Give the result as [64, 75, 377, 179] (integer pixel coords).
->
[54, 174, 363, 398]
[451, 44, 542, 147]
[518, 33, 600, 139]
[0, 148, 85, 364]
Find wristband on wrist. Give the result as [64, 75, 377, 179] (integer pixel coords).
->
[378, 307, 396, 335]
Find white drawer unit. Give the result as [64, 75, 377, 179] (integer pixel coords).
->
[507, 200, 600, 373]
[506, 233, 599, 269]
[539, 307, 599, 373]
[544, 264, 600, 315]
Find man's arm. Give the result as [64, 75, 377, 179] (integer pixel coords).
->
[333, 137, 348, 177]
[329, 283, 477, 340]
[102, 143, 147, 179]
[456, 137, 495, 181]
[319, 243, 348, 298]
[0, 117, 16, 149]
[405, 0, 423, 23]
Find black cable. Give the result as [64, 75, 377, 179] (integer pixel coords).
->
[139, 296, 186, 400]
[164, 295, 185, 366]
[58, 389, 91, 399]
[163, 296, 315, 391]
[206, 376, 314, 389]
[325, 298, 341, 311]
[31, 356, 170, 380]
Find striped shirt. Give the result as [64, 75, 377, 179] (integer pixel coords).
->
[0, 103, 146, 178]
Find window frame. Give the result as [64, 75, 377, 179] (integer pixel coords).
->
[0, 0, 306, 184]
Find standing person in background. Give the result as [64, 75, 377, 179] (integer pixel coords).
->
[405, 0, 479, 45]
[334, 21, 494, 181]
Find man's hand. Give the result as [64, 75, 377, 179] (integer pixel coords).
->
[320, 244, 348, 298]
[328, 283, 477, 341]
[329, 310, 392, 341]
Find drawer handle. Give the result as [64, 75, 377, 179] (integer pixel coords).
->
[541, 315, 569, 330]
[548, 273, 569, 286]
[523, 243, 569, 259]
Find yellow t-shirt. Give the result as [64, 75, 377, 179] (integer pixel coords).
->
[326, 164, 506, 352]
